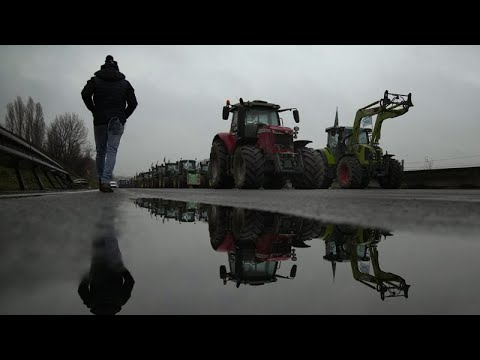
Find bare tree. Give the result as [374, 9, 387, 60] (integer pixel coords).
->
[424, 156, 434, 170]
[32, 102, 46, 148]
[5, 96, 25, 136]
[46, 113, 88, 166]
[4, 96, 45, 148]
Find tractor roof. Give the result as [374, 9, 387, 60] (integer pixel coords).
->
[232, 99, 281, 109]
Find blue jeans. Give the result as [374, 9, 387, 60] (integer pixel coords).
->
[94, 118, 124, 184]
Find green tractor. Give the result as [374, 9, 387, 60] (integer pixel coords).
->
[175, 159, 199, 188]
[317, 90, 413, 189]
[161, 161, 178, 188]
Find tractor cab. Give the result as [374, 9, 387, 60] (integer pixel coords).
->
[199, 160, 209, 174]
[165, 162, 177, 173]
[178, 160, 196, 172]
[211, 98, 322, 190]
[326, 126, 371, 158]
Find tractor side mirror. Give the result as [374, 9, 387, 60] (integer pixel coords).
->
[290, 264, 297, 278]
[222, 106, 230, 120]
[293, 109, 300, 123]
[407, 93, 413, 107]
[220, 265, 227, 280]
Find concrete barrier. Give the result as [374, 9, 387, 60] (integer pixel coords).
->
[403, 167, 480, 189]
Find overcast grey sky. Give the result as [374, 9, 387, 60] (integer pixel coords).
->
[1, 45, 479, 176]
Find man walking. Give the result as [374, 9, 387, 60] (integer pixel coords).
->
[81, 55, 138, 192]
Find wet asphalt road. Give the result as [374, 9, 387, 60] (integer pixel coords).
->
[2, 188, 480, 235]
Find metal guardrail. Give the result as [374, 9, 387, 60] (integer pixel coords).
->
[0, 125, 73, 190]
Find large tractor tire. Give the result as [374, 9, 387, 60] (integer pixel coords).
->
[233, 145, 265, 189]
[263, 175, 286, 189]
[293, 148, 322, 189]
[378, 158, 403, 189]
[232, 208, 264, 245]
[317, 151, 334, 189]
[360, 169, 370, 189]
[210, 140, 234, 189]
[336, 156, 363, 189]
[208, 205, 229, 250]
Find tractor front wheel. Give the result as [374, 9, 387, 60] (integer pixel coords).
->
[233, 145, 265, 189]
[232, 208, 264, 244]
[336, 156, 363, 189]
[378, 158, 403, 189]
[293, 148, 322, 189]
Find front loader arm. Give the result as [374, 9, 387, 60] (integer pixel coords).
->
[349, 91, 413, 151]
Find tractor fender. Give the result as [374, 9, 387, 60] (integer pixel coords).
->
[213, 133, 237, 154]
[294, 140, 312, 151]
[317, 147, 336, 165]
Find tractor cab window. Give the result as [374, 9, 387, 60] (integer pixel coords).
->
[328, 132, 339, 148]
[344, 130, 369, 147]
[245, 108, 280, 127]
[181, 212, 196, 222]
[166, 164, 176, 171]
[230, 111, 238, 133]
[241, 261, 277, 278]
[359, 131, 369, 145]
[182, 161, 196, 171]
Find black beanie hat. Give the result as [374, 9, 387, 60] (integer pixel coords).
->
[101, 55, 119, 71]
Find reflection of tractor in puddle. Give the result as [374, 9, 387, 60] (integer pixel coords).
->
[134, 198, 200, 224]
[208, 205, 322, 288]
[320, 224, 410, 300]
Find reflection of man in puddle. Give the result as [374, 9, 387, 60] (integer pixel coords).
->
[78, 211, 134, 315]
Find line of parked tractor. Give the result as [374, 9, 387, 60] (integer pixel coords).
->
[120, 90, 413, 190]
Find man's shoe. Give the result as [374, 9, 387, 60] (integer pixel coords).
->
[99, 183, 114, 193]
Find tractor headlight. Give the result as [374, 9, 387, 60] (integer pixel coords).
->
[368, 152, 376, 160]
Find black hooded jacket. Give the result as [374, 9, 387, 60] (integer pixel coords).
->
[81, 63, 138, 126]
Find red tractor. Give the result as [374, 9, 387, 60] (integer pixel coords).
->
[209, 98, 323, 189]
[208, 205, 321, 288]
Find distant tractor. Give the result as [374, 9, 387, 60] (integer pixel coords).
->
[161, 162, 178, 188]
[209, 98, 322, 189]
[197, 159, 210, 188]
[174, 159, 199, 188]
[316, 91, 413, 189]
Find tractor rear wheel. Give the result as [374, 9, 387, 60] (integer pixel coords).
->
[210, 140, 234, 189]
[336, 156, 363, 189]
[379, 158, 403, 189]
[233, 145, 265, 189]
[293, 148, 322, 189]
